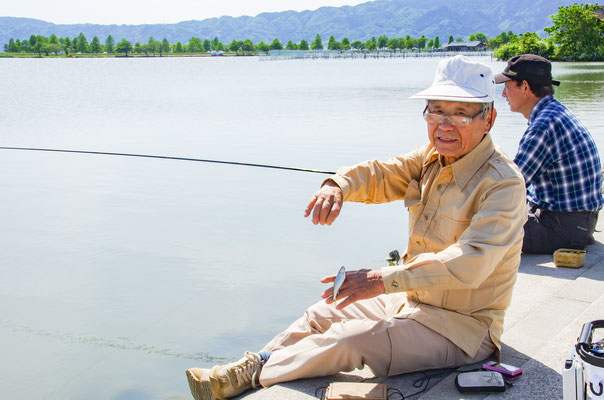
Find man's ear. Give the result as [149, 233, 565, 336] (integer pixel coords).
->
[486, 108, 497, 132]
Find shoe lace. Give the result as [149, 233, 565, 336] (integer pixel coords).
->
[232, 352, 262, 388]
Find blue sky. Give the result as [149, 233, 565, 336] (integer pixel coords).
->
[2, 0, 371, 25]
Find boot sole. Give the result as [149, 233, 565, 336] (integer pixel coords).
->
[186, 369, 218, 400]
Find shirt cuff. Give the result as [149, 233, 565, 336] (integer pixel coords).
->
[381, 266, 405, 294]
[325, 175, 351, 198]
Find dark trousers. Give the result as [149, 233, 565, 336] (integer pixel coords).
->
[523, 202, 599, 254]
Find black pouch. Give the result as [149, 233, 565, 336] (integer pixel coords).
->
[455, 371, 506, 393]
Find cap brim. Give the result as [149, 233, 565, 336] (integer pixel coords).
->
[495, 72, 560, 86]
[494, 73, 512, 84]
[409, 84, 494, 103]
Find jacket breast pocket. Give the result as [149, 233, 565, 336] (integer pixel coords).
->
[434, 215, 471, 245]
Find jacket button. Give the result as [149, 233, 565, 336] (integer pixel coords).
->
[392, 282, 399, 288]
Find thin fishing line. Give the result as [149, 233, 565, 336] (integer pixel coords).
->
[0, 146, 336, 175]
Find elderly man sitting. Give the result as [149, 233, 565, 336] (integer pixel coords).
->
[186, 55, 526, 400]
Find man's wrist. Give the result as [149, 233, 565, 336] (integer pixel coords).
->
[326, 176, 349, 198]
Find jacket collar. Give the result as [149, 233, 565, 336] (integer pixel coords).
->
[423, 134, 496, 190]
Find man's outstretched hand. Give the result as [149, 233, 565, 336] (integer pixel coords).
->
[304, 180, 343, 225]
[320, 269, 385, 309]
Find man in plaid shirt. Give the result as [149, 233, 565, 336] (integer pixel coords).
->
[496, 54, 603, 254]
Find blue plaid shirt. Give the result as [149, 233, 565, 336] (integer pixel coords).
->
[514, 96, 603, 212]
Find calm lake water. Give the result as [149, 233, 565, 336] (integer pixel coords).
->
[1, 56, 603, 399]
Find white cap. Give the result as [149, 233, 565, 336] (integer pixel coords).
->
[410, 55, 495, 103]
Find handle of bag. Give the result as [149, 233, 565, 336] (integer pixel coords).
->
[576, 320, 604, 368]
[578, 320, 604, 345]
[579, 321, 593, 345]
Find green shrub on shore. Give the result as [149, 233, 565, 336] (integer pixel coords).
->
[493, 33, 555, 60]
[494, 4, 603, 61]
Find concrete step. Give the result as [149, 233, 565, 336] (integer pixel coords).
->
[484, 292, 604, 400]
[416, 293, 604, 400]
[416, 247, 604, 400]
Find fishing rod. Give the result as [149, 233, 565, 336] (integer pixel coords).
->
[0, 146, 337, 175]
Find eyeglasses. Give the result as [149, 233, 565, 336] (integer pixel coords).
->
[422, 106, 486, 127]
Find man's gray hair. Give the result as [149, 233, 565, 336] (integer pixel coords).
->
[480, 102, 494, 118]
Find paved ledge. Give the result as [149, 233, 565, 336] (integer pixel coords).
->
[236, 215, 604, 400]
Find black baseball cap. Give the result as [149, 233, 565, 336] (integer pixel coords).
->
[495, 54, 560, 86]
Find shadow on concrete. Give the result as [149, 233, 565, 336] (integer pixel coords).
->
[517, 240, 604, 281]
[495, 343, 565, 400]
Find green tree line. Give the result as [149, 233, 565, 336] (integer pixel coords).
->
[4, 4, 602, 60]
[3, 32, 472, 57]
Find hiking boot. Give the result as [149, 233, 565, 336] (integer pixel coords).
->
[186, 352, 263, 400]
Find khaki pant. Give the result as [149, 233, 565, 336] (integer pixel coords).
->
[259, 294, 495, 387]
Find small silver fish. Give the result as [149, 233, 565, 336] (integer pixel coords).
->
[332, 266, 346, 302]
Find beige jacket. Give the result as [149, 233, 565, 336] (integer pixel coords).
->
[330, 134, 526, 357]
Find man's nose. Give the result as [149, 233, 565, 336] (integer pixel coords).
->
[438, 117, 455, 130]
[502, 87, 508, 98]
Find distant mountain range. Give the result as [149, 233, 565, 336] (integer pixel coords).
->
[0, 0, 583, 49]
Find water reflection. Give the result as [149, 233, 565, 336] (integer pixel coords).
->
[554, 62, 604, 102]
[1, 57, 603, 400]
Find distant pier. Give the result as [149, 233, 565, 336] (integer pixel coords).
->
[260, 50, 494, 61]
